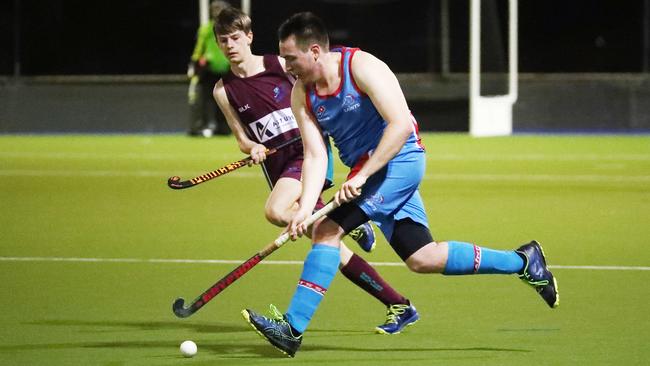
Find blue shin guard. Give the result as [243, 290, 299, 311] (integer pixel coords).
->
[286, 244, 340, 333]
[443, 241, 524, 275]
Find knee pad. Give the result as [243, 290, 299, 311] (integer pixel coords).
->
[389, 218, 434, 261]
[326, 201, 369, 234]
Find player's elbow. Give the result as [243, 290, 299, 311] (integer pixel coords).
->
[389, 119, 414, 142]
[399, 122, 413, 140]
[304, 148, 328, 165]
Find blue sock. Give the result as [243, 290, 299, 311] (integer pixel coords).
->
[443, 241, 524, 275]
[286, 244, 340, 333]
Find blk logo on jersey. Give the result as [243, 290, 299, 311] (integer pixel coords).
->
[343, 94, 360, 112]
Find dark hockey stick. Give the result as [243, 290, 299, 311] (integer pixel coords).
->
[172, 200, 338, 318]
[167, 135, 301, 189]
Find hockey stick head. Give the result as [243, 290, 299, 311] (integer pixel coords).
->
[166, 135, 302, 191]
[172, 297, 196, 318]
[167, 176, 193, 189]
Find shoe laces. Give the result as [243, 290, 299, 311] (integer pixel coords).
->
[267, 304, 302, 339]
[519, 265, 550, 287]
[384, 304, 409, 324]
[268, 304, 287, 323]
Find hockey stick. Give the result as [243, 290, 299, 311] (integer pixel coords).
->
[167, 135, 301, 189]
[172, 200, 338, 318]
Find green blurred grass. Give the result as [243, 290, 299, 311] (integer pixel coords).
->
[0, 133, 649, 365]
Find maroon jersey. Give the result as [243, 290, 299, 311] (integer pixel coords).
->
[222, 55, 300, 148]
[222, 55, 303, 187]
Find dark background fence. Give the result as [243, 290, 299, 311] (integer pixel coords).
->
[1, 0, 650, 133]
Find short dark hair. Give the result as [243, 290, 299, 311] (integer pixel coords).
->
[214, 6, 252, 36]
[278, 12, 329, 50]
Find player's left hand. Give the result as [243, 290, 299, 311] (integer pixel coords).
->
[186, 63, 195, 78]
[287, 208, 311, 241]
[335, 174, 367, 205]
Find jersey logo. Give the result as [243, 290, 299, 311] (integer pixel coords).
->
[343, 94, 360, 112]
[316, 105, 327, 119]
[248, 107, 299, 143]
[273, 86, 286, 102]
[363, 192, 384, 212]
[238, 104, 250, 113]
[254, 119, 277, 140]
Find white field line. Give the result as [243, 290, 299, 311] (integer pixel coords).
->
[1, 169, 650, 183]
[0, 256, 648, 271]
[0, 170, 177, 177]
[1, 151, 650, 161]
[0, 151, 230, 160]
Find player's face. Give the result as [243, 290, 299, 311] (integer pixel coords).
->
[217, 30, 252, 63]
[279, 36, 316, 82]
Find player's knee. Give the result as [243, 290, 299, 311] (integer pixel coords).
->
[405, 257, 432, 273]
[403, 242, 447, 273]
[389, 218, 434, 263]
[264, 205, 288, 227]
[312, 218, 345, 243]
[404, 252, 444, 273]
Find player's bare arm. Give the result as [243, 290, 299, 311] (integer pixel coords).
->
[287, 80, 328, 239]
[335, 51, 415, 203]
[213, 80, 267, 164]
[352, 51, 413, 177]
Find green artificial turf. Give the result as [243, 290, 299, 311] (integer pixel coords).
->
[0, 133, 648, 365]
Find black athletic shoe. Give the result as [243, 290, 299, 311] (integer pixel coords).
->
[516, 240, 560, 308]
[241, 305, 302, 358]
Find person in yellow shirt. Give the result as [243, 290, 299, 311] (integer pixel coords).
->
[187, 0, 231, 136]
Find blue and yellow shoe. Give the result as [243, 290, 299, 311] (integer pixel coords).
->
[516, 240, 559, 308]
[375, 303, 419, 335]
[348, 222, 376, 252]
[241, 305, 302, 358]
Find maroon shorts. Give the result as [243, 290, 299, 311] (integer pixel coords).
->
[261, 140, 326, 210]
[261, 140, 304, 187]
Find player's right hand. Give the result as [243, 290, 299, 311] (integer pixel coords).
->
[335, 174, 366, 205]
[248, 144, 268, 165]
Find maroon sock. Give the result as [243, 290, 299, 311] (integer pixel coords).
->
[339, 253, 408, 306]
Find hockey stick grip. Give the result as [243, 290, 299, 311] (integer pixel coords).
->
[263, 200, 338, 256]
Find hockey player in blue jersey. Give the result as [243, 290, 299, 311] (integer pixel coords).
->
[241, 12, 559, 358]
[213, 6, 420, 337]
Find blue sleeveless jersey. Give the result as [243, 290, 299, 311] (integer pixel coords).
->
[306, 47, 424, 168]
